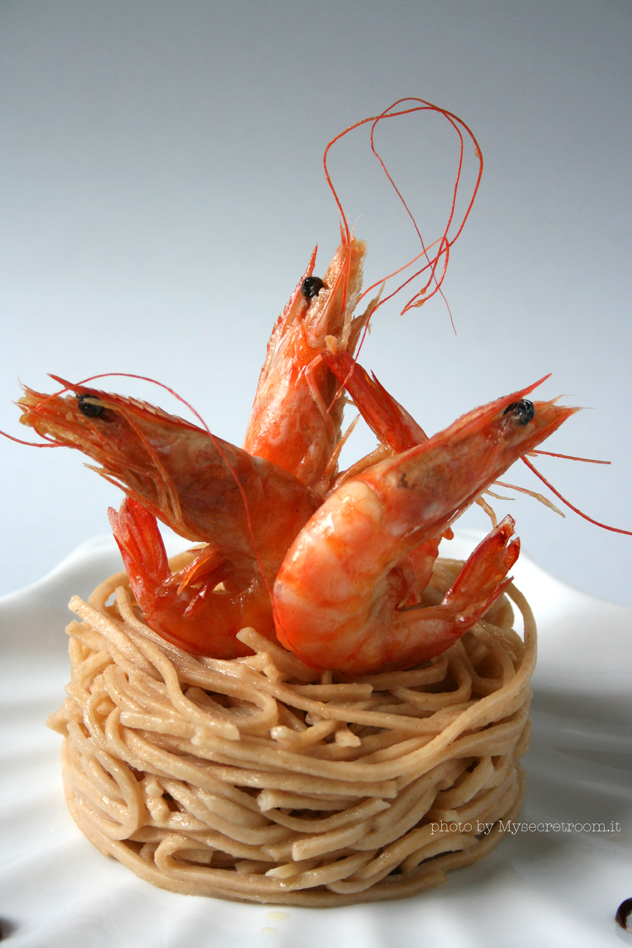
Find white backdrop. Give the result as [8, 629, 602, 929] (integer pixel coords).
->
[1, 0, 631, 605]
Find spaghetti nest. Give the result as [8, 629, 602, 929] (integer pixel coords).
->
[48, 555, 536, 907]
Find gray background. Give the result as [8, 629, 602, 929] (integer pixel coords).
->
[1, 0, 631, 605]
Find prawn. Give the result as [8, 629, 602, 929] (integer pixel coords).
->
[272, 378, 578, 674]
[17, 379, 320, 656]
[243, 234, 373, 496]
[242, 97, 483, 495]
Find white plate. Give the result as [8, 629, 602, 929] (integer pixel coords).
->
[1, 534, 631, 948]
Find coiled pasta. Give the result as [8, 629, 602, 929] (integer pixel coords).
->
[48, 556, 535, 906]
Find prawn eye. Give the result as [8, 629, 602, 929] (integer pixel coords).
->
[301, 276, 325, 300]
[77, 394, 104, 418]
[503, 399, 535, 426]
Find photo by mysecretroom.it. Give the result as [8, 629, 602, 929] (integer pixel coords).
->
[430, 820, 622, 836]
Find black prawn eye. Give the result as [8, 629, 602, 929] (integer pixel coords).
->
[301, 276, 325, 300]
[503, 399, 535, 426]
[77, 394, 104, 417]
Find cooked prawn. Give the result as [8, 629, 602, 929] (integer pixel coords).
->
[17, 379, 321, 656]
[243, 98, 484, 495]
[272, 379, 578, 673]
[18, 379, 320, 568]
[243, 234, 374, 496]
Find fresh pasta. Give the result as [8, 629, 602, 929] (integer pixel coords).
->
[48, 554, 535, 906]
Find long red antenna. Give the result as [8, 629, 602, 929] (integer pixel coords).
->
[0, 430, 58, 447]
[322, 97, 483, 325]
[530, 449, 610, 464]
[522, 455, 632, 536]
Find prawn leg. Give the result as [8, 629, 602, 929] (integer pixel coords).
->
[388, 517, 519, 666]
[109, 497, 275, 657]
[441, 516, 519, 617]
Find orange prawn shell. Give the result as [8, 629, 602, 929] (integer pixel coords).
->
[243, 235, 369, 494]
[272, 379, 578, 672]
[18, 380, 321, 581]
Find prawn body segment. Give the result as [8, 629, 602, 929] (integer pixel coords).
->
[273, 382, 577, 673]
[323, 347, 428, 455]
[323, 347, 452, 605]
